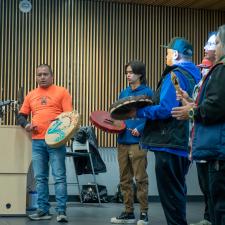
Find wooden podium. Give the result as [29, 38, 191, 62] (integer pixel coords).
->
[0, 126, 32, 215]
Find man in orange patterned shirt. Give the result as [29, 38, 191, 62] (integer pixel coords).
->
[17, 64, 73, 222]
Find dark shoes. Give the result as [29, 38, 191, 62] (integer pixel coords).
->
[28, 210, 68, 222]
[111, 211, 136, 224]
[137, 212, 149, 225]
[28, 210, 52, 221]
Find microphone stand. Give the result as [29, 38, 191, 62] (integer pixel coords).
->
[0, 106, 4, 125]
[0, 100, 17, 125]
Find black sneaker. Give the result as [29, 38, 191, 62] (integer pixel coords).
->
[137, 212, 148, 225]
[57, 211, 68, 223]
[111, 211, 136, 224]
[28, 210, 52, 221]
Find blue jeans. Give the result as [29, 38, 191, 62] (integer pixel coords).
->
[32, 139, 67, 213]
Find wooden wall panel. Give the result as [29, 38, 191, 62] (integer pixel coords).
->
[109, 0, 225, 11]
[0, 0, 225, 147]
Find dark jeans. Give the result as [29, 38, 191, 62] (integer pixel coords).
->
[196, 162, 211, 221]
[208, 160, 225, 225]
[154, 151, 190, 225]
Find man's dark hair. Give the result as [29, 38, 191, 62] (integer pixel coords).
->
[125, 60, 147, 84]
[37, 64, 53, 75]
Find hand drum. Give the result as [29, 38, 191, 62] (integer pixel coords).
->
[90, 110, 126, 133]
[109, 95, 153, 120]
[45, 111, 80, 148]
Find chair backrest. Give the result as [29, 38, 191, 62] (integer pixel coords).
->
[72, 140, 89, 152]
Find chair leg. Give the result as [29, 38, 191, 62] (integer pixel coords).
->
[70, 154, 83, 203]
[69, 140, 83, 203]
[89, 153, 101, 205]
[75, 171, 83, 203]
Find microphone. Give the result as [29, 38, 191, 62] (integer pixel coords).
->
[0, 100, 13, 107]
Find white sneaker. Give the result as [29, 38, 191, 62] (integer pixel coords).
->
[111, 212, 136, 224]
[137, 212, 149, 225]
[190, 219, 212, 225]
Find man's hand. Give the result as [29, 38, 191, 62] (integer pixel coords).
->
[131, 128, 140, 137]
[171, 102, 195, 120]
[176, 89, 193, 106]
[25, 123, 38, 132]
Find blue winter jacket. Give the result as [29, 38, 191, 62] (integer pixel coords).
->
[117, 84, 153, 144]
[192, 61, 225, 160]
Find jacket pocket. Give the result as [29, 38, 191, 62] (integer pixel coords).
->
[193, 123, 221, 151]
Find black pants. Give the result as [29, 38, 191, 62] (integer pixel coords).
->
[208, 160, 225, 225]
[154, 151, 190, 225]
[196, 162, 211, 222]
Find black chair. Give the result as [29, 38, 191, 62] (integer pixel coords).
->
[66, 138, 101, 204]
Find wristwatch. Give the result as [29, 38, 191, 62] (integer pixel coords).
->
[188, 107, 195, 121]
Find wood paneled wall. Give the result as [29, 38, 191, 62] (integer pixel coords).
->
[0, 0, 225, 147]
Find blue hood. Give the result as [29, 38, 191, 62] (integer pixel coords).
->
[119, 84, 153, 98]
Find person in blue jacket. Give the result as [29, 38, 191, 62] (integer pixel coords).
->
[128, 38, 201, 225]
[111, 60, 153, 225]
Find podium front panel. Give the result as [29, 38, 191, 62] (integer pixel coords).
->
[0, 174, 27, 215]
[0, 126, 32, 173]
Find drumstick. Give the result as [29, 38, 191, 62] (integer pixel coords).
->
[50, 118, 59, 122]
[104, 118, 115, 125]
[170, 71, 183, 96]
[103, 118, 124, 129]
[104, 119, 133, 132]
